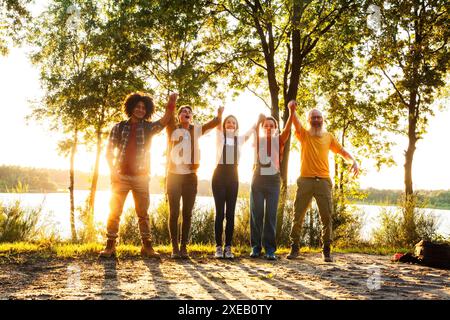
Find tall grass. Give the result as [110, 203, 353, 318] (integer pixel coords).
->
[0, 200, 42, 242]
[373, 195, 441, 248]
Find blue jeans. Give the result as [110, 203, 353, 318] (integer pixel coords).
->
[250, 172, 280, 255]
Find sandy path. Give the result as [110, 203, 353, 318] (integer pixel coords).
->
[0, 253, 448, 300]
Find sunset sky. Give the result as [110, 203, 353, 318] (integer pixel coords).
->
[1, 43, 449, 190]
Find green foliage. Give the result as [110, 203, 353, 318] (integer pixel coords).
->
[0, 0, 30, 55]
[75, 196, 103, 243]
[276, 201, 296, 247]
[373, 195, 440, 248]
[150, 198, 171, 245]
[363, 0, 450, 195]
[0, 200, 41, 242]
[190, 205, 215, 245]
[0, 165, 57, 192]
[0, 242, 414, 261]
[332, 201, 363, 248]
[233, 199, 250, 247]
[352, 188, 450, 210]
[118, 208, 141, 246]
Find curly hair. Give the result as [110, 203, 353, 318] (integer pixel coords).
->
[123, 92, 155, 120]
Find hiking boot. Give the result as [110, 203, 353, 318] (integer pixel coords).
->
[322, 246, 333, 262]
[141, 238, 160, 259]
[180, 245, 189, 259]
[287, 246, 300, 260]
[224, 246, 234, 259]
[99, 239, 116, 258]
[214, 246, 223, 259]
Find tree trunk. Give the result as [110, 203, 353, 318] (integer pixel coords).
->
[404, 104, 417, 197]
[339, 129, 346, 198]
[404, 5, 420, 198]
[88, 128, 103, 214]
[276, 1, 303, 241]
[69, 128, 78, 242]
[85, 127, 103, 242]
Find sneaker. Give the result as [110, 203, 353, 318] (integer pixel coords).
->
[265, 253, 277, 261]
[214, 246, 223, 259]
[250, 249, 261, 258]
[224, 246, 234, 259]
[287, 246, 300, 260]
[171, 245, 181, 259]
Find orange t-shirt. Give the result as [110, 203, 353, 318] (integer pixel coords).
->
[295, 126, 344, 178]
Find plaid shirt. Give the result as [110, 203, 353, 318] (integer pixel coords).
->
[106, 119, 164, 175]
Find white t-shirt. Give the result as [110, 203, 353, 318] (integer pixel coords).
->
[215, 126, 256, 165]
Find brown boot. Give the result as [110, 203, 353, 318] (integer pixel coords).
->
[141, 238, 160, 259]
[99, 239, 116, 258]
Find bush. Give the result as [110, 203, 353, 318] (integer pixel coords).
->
[233, 199, 251, 247]
[277, 200, 296, 247]
[332, 202, 363, 247]
[373, 195, 440, 247]
[76, 197, 104, 243]
[190, 205, 215, 244]
[118, 208, 141, 245]
[0, 200, 42, 242]
[150, 198, 171, 245]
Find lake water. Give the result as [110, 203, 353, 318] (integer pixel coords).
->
[1, 191, 449, 241]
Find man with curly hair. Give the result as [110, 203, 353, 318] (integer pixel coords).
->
[100, 92, 178, 258]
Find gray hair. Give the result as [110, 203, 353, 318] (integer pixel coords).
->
[307, 108, 325, 121]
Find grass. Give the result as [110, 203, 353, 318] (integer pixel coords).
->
[0, 241, 411, 262]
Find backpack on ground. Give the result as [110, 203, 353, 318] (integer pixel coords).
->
[415, 240, 450, 269]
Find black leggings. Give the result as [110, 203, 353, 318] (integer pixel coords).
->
[166, 173, 198, 246]
[212, 165, 239, 247]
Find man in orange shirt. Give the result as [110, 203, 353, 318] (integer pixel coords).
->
[287, 100, 359, 262]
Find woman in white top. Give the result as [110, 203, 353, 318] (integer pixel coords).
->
[212, 114, 264, 259]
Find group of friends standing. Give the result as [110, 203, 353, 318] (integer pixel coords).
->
[100, 91, 359, 262]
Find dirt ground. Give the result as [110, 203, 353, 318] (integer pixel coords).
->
[0, 253, 448, 300]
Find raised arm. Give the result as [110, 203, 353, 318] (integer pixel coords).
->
[279, 102, 295, 145]
[158, 93, 177, 126]
[241, 114, 265, 143]
[288, 100, 303, 135]
[202, 106, 224, 135]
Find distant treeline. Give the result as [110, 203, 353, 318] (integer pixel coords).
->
[351, 188, 450, 210]
[0, 165, 247, 196]
[1, 166, 450, 210]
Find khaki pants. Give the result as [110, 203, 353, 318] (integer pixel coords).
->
[106, 174, 151, 240]
[289, 177, 333, 248]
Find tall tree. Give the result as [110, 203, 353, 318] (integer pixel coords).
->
[28, 0, 101, 242]
[365, 0, 450, 197]
[219, 0, 357, 238]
